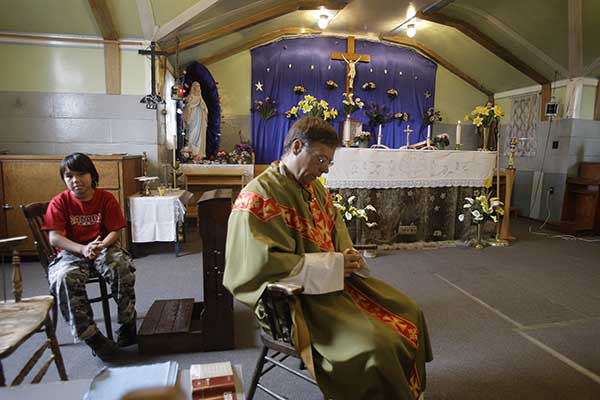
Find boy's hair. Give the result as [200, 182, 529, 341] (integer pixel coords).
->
[282, 116, 340, 154]
[60, 153, 100, 188]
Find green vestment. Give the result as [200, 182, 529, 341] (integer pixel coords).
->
[223, 164, 433, 400]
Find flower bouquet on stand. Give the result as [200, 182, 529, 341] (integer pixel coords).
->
[342, 92, 364, 117]
[332, 192, 378, 257]
[458, 190, 504, 248]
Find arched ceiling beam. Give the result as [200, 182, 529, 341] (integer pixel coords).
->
[162, 0, 347, 55]
[136, 0, 158, 41]
[155, 0, 219, 41]
[417, 11, 549, 85]
[199, 28, 322, 65]
[88, 0, 118, 40]
[381, 35, 493, 97]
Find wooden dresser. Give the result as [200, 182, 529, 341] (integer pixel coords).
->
[0, 154, 142, 254]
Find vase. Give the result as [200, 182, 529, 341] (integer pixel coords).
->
[482, 127, 490, 151]
[359, 141, 369, 148]
[474, 223, 485, 249]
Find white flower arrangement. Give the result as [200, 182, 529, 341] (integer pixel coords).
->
[332, 193, 377, 228]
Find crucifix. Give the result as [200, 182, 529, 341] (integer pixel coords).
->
[331, 36, 371, 94]
[138, 41, 168, 109]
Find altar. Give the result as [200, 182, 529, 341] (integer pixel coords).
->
[324, 148, 496, 245]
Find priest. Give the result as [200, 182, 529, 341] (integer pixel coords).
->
[223, 116, 433, 400]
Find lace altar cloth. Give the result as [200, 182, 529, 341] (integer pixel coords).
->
[324, 148, 496, 189]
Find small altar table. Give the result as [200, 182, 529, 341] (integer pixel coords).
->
[179, 164, 254, 218]
[128, 189, 193, 256]
[324, 148, 497, 244]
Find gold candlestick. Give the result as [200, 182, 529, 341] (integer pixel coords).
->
[489, 124, 508, 247]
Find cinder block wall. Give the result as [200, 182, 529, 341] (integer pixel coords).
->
[0, 92, 161, 175]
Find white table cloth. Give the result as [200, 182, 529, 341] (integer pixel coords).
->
[129, 190, 193, 243]
[324, 148, 496, 189]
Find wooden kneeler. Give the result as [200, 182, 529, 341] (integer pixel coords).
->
[138, 190, 234, 354]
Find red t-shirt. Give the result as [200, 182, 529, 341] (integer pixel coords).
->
[43, 189, 126, 245]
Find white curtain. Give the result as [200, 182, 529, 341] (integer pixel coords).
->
[506, 93, 539, 157]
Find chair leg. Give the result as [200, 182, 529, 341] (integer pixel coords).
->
[44, 315, 68, 381]
[97, 277, 113, 341]
[247, 346, 268, 400]
[51, 298, 59, 333]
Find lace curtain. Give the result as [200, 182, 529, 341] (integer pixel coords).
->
[506, 93, 539, 157]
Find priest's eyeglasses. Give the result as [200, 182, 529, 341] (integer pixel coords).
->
[315, 154, 334, 168]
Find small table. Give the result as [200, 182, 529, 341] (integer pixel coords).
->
[180, 164, 254, 218]
[128, 189, 193, 257]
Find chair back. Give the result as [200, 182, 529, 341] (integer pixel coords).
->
[21, 202, 56, 277]
[261, 283, 304, 344]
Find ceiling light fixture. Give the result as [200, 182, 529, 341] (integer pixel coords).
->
[318, 14, 329, 29]
[406, 23, 416, 38]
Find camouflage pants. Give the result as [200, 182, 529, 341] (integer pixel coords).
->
[47, 245, 136, 342]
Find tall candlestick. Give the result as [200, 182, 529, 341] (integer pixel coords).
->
[456, 121, 462, 150]
[172, 134, 177, 189]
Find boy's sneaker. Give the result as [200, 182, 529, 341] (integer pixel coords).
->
[117, 319, 137, 347]
[85, 332, 120, 362]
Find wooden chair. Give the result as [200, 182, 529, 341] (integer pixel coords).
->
[20, 202, 114, 341]
[247, 283, 318, 400]
[0, 236, 68, 386]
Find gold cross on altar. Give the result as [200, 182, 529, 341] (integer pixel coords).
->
[331, 36, 371, 94]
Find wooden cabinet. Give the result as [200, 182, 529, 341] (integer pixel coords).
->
[560, 162, 600, 234]
[0, 154, 141, 254]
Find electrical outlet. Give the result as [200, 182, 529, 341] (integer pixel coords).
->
[549, 187, 554, 195]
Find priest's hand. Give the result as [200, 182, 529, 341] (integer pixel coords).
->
[343, 248, 362, 277]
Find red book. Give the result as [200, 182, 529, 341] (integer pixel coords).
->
[191, 362, 237, 400]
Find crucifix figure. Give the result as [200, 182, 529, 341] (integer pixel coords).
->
[331, 36, 371, 94]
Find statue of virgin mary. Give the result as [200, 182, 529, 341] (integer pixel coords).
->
[183, 81, 209, 160]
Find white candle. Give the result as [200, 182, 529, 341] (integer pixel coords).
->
[378, 124, 382, 138]
[343, 118, 352, 144]
[456, 121, 462, 145]
[427, 125, 431, 140]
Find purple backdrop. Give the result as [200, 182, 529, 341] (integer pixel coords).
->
[251, 36, 437, 163]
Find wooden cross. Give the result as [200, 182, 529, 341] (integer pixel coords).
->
[138, 41, 168, 108]
[331, 36, 371, 94]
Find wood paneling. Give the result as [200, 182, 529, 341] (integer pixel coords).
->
[0, 155, 141, 254]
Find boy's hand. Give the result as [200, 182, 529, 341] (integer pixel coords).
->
[82, 236, 102, 259]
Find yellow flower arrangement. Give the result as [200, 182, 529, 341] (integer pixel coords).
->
[291, 94, 339, 121]
[465, 103, 504, 127]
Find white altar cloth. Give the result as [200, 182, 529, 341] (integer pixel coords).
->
[324, 148, 496, 188]
[129, 189, 192, 243]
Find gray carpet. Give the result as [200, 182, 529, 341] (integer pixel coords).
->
[2, 219, 599, 399]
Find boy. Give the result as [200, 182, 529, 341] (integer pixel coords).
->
[43, 152, 137, 361]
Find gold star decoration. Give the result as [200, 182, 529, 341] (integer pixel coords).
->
[255, 81, 264, 91]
